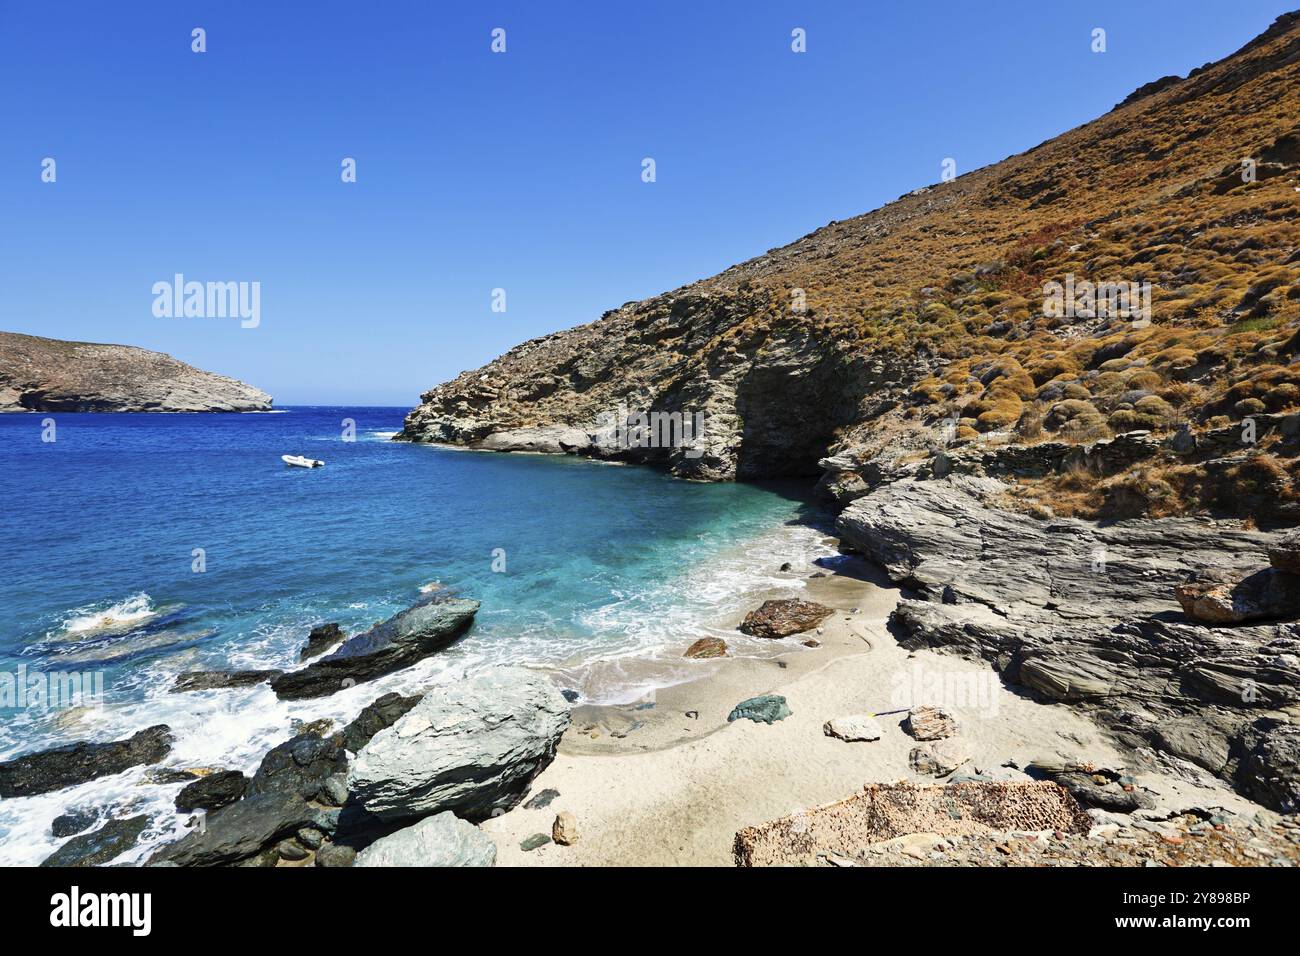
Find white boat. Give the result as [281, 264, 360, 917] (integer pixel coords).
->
[281, 454, 324, 468]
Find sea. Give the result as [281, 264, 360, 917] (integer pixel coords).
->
[0, 406, 836, 864]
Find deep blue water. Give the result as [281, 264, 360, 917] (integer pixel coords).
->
[0, 407, 830, 862]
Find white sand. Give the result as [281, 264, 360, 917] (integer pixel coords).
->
[482, 562, 1266, 866]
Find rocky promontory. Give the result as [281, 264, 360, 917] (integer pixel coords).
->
[0, 332, 272, 412]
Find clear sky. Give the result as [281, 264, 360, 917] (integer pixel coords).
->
[1, 1, 1294, 406]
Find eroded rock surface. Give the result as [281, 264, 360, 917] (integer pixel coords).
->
[836, 476, 1300, 811]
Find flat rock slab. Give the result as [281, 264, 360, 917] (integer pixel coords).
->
[170, 670, 281, 693]
[727, 695, 791, 724]
[823, 714, 883, 742]
[354, 811, 495, 867]
[271, 596, 479, 700]
[738, 599, 834, 638]
[734, 781, 1092, 866]
[0, 725, 173, 798]
[41, 815, 151, 867]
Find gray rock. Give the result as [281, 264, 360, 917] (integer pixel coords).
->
[520, 833, 551, 852]
[314, 842, 357, 867]
[170, 670, 281, 693]
[175, 770, 247, 813]
[0, 725, 173, 798]
[355, 812, 496, 867]
[909, 741, 970, 777]
[50, 808, 98, 839]
[271, 595, 480, 700]
[524, 788, 561, 810]
[822, 714, 883, 742]
[149, 731, 347, 866]
[834, 476, 1300, 811]
[1271, 529, 1300, 576]
[299, 622, 344, 661]
[348, 667, 570, 822]
[341, 691, 423, 753]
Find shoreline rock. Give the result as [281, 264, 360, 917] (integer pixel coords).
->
[348, 667, 571, 823]
[0, 725, 173, 798]
[738, 599, 834, 639]
[270, 595, 479, 700]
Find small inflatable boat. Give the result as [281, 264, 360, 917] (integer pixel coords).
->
[281, 454, 324, 468]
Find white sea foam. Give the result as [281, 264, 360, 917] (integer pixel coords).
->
[0, 514, 836, 864]
[51, 593, 159, 641]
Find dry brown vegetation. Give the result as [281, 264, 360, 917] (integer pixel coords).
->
[698, 12, 1300, 518]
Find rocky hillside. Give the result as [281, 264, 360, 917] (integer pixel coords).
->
[402, 12, 1300, 518]
[0, 332, 272, 413]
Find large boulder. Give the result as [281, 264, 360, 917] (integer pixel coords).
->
[1175, 567, 1300, 625]
[348, 667, 571, 822]
[354, 812, 496, 867]
[271, 596, 480, 700]
[0, 725, 173, 798]
[738, 599, 834, 638]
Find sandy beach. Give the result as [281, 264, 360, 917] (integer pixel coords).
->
[483, 556, 1272, 866]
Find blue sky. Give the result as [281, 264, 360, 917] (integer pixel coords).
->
[1, 1, 1293, 406]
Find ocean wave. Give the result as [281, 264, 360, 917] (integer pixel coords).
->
[48, 593, 159, 642]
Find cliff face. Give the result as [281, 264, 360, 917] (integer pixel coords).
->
[0, 332, 272, 413]
[402, 12, 1300, 513]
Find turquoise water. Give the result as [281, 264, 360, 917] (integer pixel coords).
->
[0, 407, 832, 863]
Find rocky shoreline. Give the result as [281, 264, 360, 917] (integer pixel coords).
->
[3, 512, 1298, 867]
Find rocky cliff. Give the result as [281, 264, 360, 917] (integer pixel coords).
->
[0, 332, 272, 413]
[402, 12, 1300, 510]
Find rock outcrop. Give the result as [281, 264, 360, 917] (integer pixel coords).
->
[348, 667, 571, 822]
[0, 725, 173, 798]
[835, 476, 1300, 811]
[0, 332, 271, 412]
[150, 730, 348, 867]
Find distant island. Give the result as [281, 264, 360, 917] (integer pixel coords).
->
[0, 331, 272, 413]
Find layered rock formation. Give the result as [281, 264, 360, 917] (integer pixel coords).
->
[0, 332, 271, 412]
[835, 477, 1300, 812]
